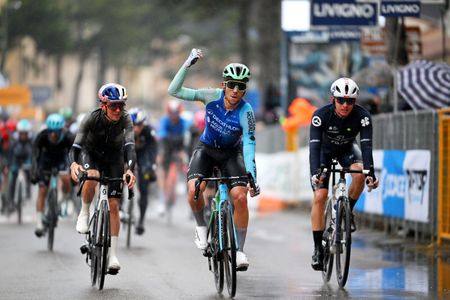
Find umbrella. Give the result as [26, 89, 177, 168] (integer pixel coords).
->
[397, 60, 450, 110]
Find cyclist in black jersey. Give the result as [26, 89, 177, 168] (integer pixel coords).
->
[129, 107, 158, 235]
[31, 114, 75, 237]
[69, 83, 137, 273]
[309, 77, 379, 271]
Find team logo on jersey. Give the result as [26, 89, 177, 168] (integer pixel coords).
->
[312, 116, 321, 127]
[361, 117, 370, 127]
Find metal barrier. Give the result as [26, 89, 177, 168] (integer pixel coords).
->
[438, 108, 450, 245]
[256, 109, 442, 242]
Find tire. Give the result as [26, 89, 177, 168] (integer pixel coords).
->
[126, 198, 133, 249]
[335, 197, 352, 288]
[97, 201, 110, 290]
[90, 211, 98, 286]
[47, 189, 58, 251]
[223, 203, 237, 298]
[322, 199, 334, 282]
[17, 181, 23, 225]
[211, 210, 224, 294]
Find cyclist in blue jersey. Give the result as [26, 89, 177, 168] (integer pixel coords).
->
[157, 100, 189, 216]
[309, 77, 379, 271]
[168, 48, 260, 271]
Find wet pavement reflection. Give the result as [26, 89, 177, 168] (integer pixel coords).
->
[330, 233, 450, 299]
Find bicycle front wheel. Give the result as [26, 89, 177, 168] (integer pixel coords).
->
[322, 199, 334, 282]
[17, 181, 23, 225]
[90, 212, 98, 286]
[47, 189, 58, 251]
[223, 203, 237, 298]
[97, 201, 110, 290]
[335, 198, 352, 288]
[210, 211, 224, 294]
[126, 197, 133, 249]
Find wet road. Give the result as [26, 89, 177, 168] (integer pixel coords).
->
[0, 189, 449, 299]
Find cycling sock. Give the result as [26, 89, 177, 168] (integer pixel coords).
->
[349, 197, 357, 211]
[80, 199, 90, 214]
[193, 208, 206, 227]
[313, 230, 324, 250]
[236, 228, 247, 252]
[36, 212, 43, 227]
[110, 236, 118, 257]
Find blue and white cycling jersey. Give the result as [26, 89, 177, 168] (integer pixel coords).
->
[168, 65, 257, 181]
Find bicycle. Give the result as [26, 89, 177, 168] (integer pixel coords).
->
[78, 172, 131, 290]
[120, 186, 135, 249]
[194, 170, 256, 298]
[7, 162, 31, 224]
[42, 167, 63, 251]
[320, 159, 374, 288]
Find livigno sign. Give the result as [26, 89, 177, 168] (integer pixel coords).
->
[310, 0, 378, 26]
[381, 1, 421, 17]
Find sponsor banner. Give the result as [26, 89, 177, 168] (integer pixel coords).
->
[356, 149, 430, 223]
[404, 150, 430, 222]
[287, 29, 361, 43]
[311, 0, 378, 27]
[381, 1, 421, 17]
[330, 28, 362, 42]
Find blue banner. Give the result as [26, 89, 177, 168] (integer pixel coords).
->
[311, 0, 378, 26]
[381, 1, 421, 17]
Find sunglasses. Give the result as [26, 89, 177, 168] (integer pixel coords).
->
[225, 81, 247, 91]
[335, 97, 356, 105]
[107, 102, 126, 111]
[48, 129, 62, 134]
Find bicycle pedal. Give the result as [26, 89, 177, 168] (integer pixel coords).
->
[80, 244, 89, 255]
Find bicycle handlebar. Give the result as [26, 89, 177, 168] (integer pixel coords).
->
[318, 163, 377, 186]
[76, 172, 133, 198]
[193, 172, 256, 201]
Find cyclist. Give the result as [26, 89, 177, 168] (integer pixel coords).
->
[309, 77, 379, 271]
[69, 83, 136, 273]
[7, 119, 33, 211]
[59, 106, 75, 130]
[31, 114, 75, 237]
[129, 107, 158, 235]
[157, 100, 189, 216]
[168, 48, 260, 271]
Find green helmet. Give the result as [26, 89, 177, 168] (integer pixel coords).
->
[59, 107, 73, 120]
[222, 63, 251, 82]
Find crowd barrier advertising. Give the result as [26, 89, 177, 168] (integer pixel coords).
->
[356, 150, 430, 223]
[256, 148, 430, 223]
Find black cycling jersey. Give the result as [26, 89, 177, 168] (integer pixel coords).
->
[309, 103, 374, 175]
[32, 129, 75, 169]
[69, 108, 136, 170]
[8, 138, 33, 168]
[135, 125, 158, 169]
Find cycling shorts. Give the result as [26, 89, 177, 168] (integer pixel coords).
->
[313, 142, 363, 190]
[37, 155, 69, 187]
[187, 142, 247, 188]
[80, 149, 125, 198]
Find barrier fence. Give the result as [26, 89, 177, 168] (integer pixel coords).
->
[255, 109, 448, 243]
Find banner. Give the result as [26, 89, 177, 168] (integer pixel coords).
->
[310, 0, 378, 27]
[357, 150, 430, 223]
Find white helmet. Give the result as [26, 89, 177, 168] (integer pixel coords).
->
[330, 77, 359, 98]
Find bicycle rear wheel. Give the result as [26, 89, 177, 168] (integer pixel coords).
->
[223, 203, 237, 298]
[210, 211, 224, 294]
[322, 199, 334, 282]
[46, 189, 58, 251]
[97, 201, 110, 290]
[17, 180, 23, 225]
[335, 198, 352, 288]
